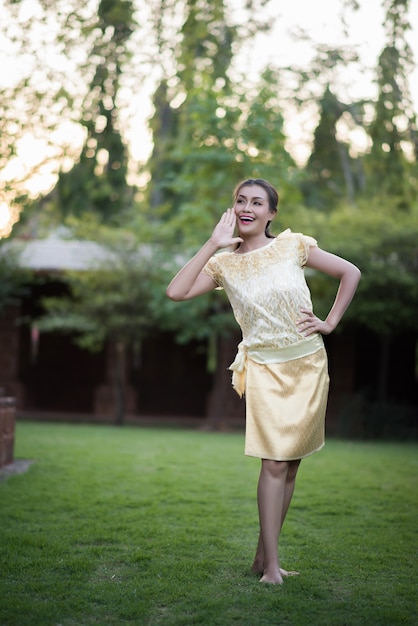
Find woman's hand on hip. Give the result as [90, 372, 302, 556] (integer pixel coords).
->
[297, 309, 334, 336]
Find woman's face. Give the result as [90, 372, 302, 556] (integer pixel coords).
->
[233, 184, 276, 235]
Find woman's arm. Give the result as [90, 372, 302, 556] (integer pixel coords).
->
[298, 247, 361, 336]
[166, 208, 243, 301]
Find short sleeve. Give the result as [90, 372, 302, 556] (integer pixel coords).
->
[298, 234, 318, 267]
[202, 256, 223, 288]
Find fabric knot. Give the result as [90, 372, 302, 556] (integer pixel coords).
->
[228, 342, 247, 398]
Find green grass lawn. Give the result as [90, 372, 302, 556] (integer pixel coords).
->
[0, 422, 417, 626]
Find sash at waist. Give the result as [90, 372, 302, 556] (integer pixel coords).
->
[228, 334, 324, 397]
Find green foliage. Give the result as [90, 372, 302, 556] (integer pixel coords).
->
[150, 70, 302, 249]
[146, 0, 237, 226]
[52, 0, 136, 224]
[293, 199, 418, 335]
[0, 242, 32, 314]
[302, 86, 365, 208]
[364, 0, 417, 204]
[176, 0, 235, 89]
[37, 219, 160, 351]
[0, 0, 137, 234]
[147, 1, 300, 244]
[143, 1, 302, 355]
[3, 0, 418, 403]
[1, 423, 417, 625]
[154, 277, 237, 345]
[291, 1, 417, 211]
[0, 0, 94, 222]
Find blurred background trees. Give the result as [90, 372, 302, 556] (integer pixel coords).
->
[0, 0, 417, 428]
[53, 0, 136, 223]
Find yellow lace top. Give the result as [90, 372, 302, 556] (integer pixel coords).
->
[203, 229, 320, 352]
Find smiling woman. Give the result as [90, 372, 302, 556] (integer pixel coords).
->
[166, 177, 361, 584]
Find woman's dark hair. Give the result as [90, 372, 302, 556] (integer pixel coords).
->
[233, 178, 279, 238]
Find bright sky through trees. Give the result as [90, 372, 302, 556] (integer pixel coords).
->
[0, 0, 417, 235]
[125, 0, 418, 166]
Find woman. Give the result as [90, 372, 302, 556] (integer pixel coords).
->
[166, 178, 361, 584]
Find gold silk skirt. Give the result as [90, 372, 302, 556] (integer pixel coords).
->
[244, 347, 329, 461]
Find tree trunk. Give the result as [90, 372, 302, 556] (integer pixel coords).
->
[113, 341, 126, 426]
[377, 334, 390, 404]
[337, 141, 355, 203]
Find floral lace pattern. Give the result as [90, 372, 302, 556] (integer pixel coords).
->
[203, 229, 318, 350]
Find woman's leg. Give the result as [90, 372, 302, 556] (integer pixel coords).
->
[282, 459, 301, 525]
[251, 459, 301, 582]
[256, 459, 288, 583]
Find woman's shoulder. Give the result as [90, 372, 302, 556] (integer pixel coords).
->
[275, 229, 317, 246]
[204, 249, 234, 272]
[276, 228, 312, 240]
[274, 229, 318, 266]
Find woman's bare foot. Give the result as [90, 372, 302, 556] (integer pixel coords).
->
[260, 569, 284, 584]
[251, 562, 300, 577]
[280, 568, 300, 577]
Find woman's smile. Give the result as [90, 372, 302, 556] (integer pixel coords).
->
[238, 215, 255, 224]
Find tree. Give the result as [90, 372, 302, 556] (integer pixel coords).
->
[52, 0, 136, 224]
[364, 0, 418, 205]
[291, 0, 417, 210]
[144, 0, 303, 423]
[288, 39, 367, 210]
[0, 0, 97, 235]
[302, 85, 365, 208]
[146, 0, 237, 219]
[146, 0, 281, 225]
[146, 0, 302, 244]
[1, 0, 149, 235]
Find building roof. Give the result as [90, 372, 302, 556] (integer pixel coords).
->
[16, 237, 109, 272]
[3, 228, 112, 272]
[3, 228, 175, 273]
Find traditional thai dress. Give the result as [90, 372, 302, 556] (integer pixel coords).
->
[203, 229, 329, 461]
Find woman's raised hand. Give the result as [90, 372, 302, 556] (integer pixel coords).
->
[210, 208, 243, 249]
